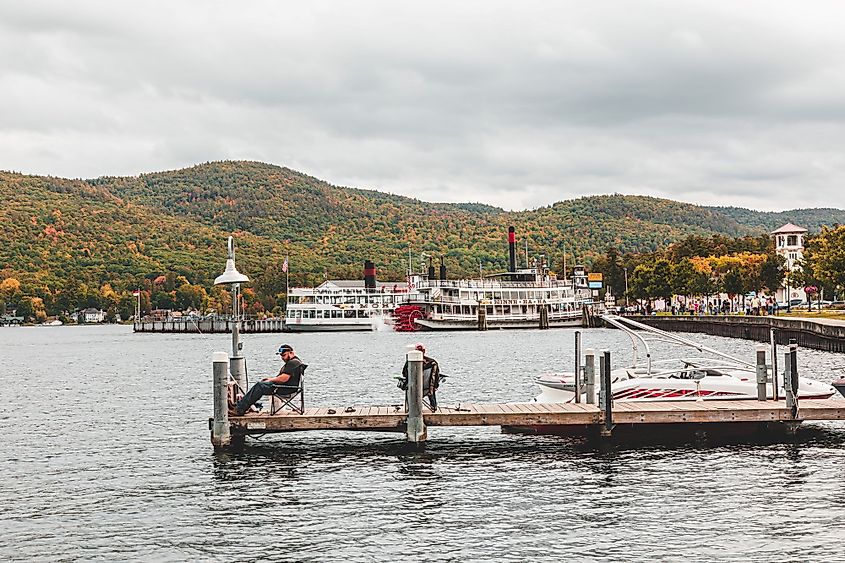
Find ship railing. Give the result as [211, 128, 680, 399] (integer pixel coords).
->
[417, 279, 572, 290]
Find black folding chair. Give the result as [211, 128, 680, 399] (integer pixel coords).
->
[269, 363, 307, 415]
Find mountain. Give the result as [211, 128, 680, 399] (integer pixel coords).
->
[3, 161, 845, 293]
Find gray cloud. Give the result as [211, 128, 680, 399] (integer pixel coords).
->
[1, 1, 844, 211]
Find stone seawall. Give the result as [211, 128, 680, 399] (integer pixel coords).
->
[625, 315, 845, 353]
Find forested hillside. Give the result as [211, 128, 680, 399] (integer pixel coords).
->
[3, 160, 845, 319]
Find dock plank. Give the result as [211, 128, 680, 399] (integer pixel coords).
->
[222, 398, 845, 435]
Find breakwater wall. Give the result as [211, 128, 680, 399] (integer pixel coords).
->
[625, 315, 845, 353]
[134, 318, 285, 333]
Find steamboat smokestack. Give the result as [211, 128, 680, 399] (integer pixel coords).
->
[508, 226, 516, 273]
[427, 257, 435, 280]
[439, 256, 446, 280]
[364, 260, 376, 292]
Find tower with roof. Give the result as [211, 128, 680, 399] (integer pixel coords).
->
[770, 223, 808, 304]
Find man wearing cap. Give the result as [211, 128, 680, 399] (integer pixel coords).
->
[231, 344, 303, 416]
[400, 343, 441, 410]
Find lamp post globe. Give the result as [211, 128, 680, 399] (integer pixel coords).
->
[214, 236, 250, 391]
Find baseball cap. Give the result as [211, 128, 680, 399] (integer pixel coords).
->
[277, 344, 294, 355]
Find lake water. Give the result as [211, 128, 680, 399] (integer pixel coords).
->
[2, 325, 845, 561]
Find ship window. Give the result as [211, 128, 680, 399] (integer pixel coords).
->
[288, 296, 300, 304]
[463, 306, 470, 314]
[345, 310, 356, 318]
[493, 292, 502, 300]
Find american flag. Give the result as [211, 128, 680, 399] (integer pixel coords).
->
[282, 257, 288, 273]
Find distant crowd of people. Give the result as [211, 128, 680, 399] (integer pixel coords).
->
[620, 295, 779, 316]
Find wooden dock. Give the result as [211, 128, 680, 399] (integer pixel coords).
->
[216, 399, 845, 439]
[209, 344, 845, 451]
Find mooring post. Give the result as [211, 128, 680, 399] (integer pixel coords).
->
[405, 346, 427, 444]
[584, 349, 596, 404]
[789, 340, 799, 412]
[477, 302, 488, 331]
[574, 331, 582, 403]
[211, 351, 231, 449]
[755, 344, 767, 401]
[783, 348, 795, 412]
[770, 328, 779, 401]
[599, 349, 613, 435]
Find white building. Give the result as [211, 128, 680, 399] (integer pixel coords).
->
[81, 308, 106, 323]
[771, 223, 807, 304]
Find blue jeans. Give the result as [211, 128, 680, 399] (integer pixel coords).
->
[235, 380, 274, 415]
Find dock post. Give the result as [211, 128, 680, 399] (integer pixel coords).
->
[574, 331, 581, 403]
[789, 340, 799, 416]
[599, 349, 613, 435]
[770, 328, 779, 401]
[755, 344, 768, 401]
[584, 349, 596, 404]
[405, 347, 427, 444]
[783, 347, 796, 413]
[211, 351, 231, 449]
[477, 302, 488, 331]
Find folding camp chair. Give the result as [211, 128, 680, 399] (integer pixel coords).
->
[269, 363, 307, 415]
[400, 365, 440, 412]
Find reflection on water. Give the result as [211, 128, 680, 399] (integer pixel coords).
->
[2, 325, 845, 561]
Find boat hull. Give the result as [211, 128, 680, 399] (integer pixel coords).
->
[415, 316, 583, 331]
[535, 374, 838, 403]
[283, 321, 376, 332]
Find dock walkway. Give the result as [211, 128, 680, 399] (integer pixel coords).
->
[219, 399, 845, 436]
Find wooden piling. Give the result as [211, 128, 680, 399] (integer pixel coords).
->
[574, 331, 582, 403]
[405, 347, 427, 443]
[211, 351, 231, 449]
[477, 302, 488, 331]
[770, 328, 779, 401]
[783, 347, 796, 414]
[599, 349, 613, 435]
[539, 305, 549, 329]
[756, 344, 767, 401]
[584, 349, 596, 405]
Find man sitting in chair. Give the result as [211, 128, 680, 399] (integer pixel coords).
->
[231, 343, 303, 416]
[400, 343, 441, 411]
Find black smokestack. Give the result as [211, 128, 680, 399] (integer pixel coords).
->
[508, 226, 516, 272]
[364, 260, 376, 292]
[427, 257, 435, 279]
[439, 256, 446, 280]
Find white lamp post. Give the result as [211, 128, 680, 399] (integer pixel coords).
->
[214, 236, 250, 392]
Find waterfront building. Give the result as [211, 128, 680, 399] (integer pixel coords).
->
[771, 223, 808, 305]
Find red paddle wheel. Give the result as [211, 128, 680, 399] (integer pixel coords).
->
[393, 305, 424, 331]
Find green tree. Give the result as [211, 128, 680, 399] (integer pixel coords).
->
[804, 226, 845, 296]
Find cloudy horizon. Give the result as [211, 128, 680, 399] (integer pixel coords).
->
[2, 1, 844, 212]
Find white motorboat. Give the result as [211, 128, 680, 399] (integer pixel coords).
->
[535, 315, 838, 403]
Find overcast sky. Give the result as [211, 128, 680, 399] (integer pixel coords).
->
[1, 1, 844, 211]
